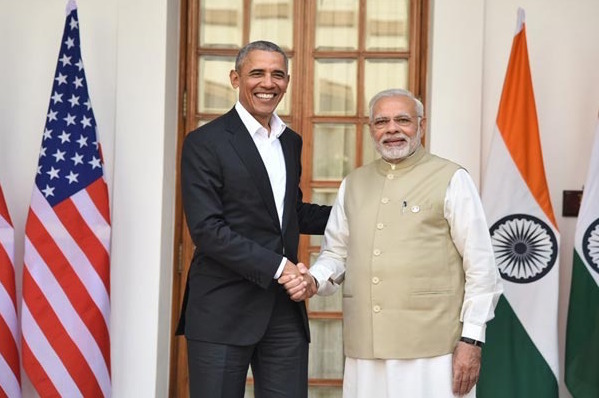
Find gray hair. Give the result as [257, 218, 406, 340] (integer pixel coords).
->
[235, 41, 289, 72]
[368, 89, 424, 121]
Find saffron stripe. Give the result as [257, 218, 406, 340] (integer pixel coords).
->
[495, 27, 557, 228]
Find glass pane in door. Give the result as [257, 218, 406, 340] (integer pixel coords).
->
[250, 0, 293, 49]
[308, 386, 343, 398]
[310, 187, 339, 246]
[308, 319, 344, 379]
[315, 0, 359, 50]
[365, 0, 410, 51]
[314, 60, 357, 116]
[200, 0, 243, 48]
[312, 123, 356, 180]
[198, 56, 237, 114]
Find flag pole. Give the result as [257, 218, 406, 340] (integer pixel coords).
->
[66, 0, 77, 14]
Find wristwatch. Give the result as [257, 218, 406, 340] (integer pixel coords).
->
[312, 276, 319, 289]
[459, 337, 484, 347]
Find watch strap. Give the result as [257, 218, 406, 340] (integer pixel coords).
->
[459, 337, 484, 347]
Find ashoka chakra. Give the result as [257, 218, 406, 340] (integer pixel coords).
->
[489, 214, 557, 283]
[582, 218, 599, 274]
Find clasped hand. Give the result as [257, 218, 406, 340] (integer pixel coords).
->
[277, 261, 317, 302]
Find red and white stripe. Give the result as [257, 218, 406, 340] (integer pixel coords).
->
[22, 178, 111, 397]
[0, 185, 21, 398]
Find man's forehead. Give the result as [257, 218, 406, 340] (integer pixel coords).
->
[241, 50, 287, 71]
[374, 97, 416, 115]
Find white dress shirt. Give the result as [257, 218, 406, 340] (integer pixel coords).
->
[235, 102, 289, 278]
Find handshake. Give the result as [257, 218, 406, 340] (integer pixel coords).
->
[277, 260, 318, 302]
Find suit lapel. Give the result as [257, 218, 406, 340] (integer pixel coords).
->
[226, 109, 280, 227]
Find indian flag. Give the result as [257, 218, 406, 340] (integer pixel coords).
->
[478, 9, 559, 397]
[566, 119, 599, 398]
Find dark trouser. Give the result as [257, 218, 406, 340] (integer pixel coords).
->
[186, 295, 308, 398]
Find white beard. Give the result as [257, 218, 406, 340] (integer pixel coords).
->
[374, 128, 421, 162]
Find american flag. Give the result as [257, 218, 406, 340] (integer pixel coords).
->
[0, 185, 21, 398]
[21, 1, 111, 397]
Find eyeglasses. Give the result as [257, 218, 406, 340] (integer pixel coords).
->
[371, 115, 420, 129]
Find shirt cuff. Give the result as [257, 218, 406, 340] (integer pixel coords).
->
[309, 267, 336, 295]
[273, 257, 288, 279]
[461, 322, 486, 343]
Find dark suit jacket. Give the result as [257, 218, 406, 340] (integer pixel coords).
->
[176, 108, 330, 345]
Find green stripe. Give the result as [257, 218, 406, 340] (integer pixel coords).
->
[566, 251, 599, 398]
[477, 295, 558, 397]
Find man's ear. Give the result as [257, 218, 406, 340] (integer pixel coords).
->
[419, 117, 427, 133]
[229, 69, 239, 89]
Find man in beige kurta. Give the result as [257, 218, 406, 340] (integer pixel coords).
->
[280, 89, 502, 397]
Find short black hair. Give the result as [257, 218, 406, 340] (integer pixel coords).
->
[235, 41, 289, 72]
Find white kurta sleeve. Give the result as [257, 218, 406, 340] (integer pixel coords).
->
[444, 169, 503, 342]
[310, 179, 349, 296]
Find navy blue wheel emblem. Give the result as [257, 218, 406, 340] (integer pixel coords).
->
[582, 218, 599, 274]
[489, 214, 557, 283]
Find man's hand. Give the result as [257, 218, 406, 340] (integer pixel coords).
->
[452, 341, 481, 396]
[296, 263, 318, 300]
[278, 260, 306, 298]
[278, 262, 317, 301]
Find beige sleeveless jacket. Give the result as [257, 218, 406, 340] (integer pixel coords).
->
[342, 146, 464, 359]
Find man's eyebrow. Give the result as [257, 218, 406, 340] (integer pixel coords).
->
[247, 68, 286, 75]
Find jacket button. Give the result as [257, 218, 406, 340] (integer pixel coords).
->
[372, 277, 380, 284]
[381, 197, 389, 204]
[373, 249, 381, 256]
[373, 305, 381, 313]
[376, 223, 384, 230]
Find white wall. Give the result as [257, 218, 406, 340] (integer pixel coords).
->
[0, 0, 179, 396]
[429, 1, 599, 396]
[2, 0, 598, 396]
[111, 0, 179, 396]
[428, 0, 486, 182]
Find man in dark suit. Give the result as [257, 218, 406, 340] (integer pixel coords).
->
[177, 40, 331, 398]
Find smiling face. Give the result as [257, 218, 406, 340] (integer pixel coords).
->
[229, 49, 289, 128]
[369, 95, 426, 163]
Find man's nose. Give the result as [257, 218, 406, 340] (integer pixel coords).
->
[261, 74, 275, 87]
[388, 119, 402, 132]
